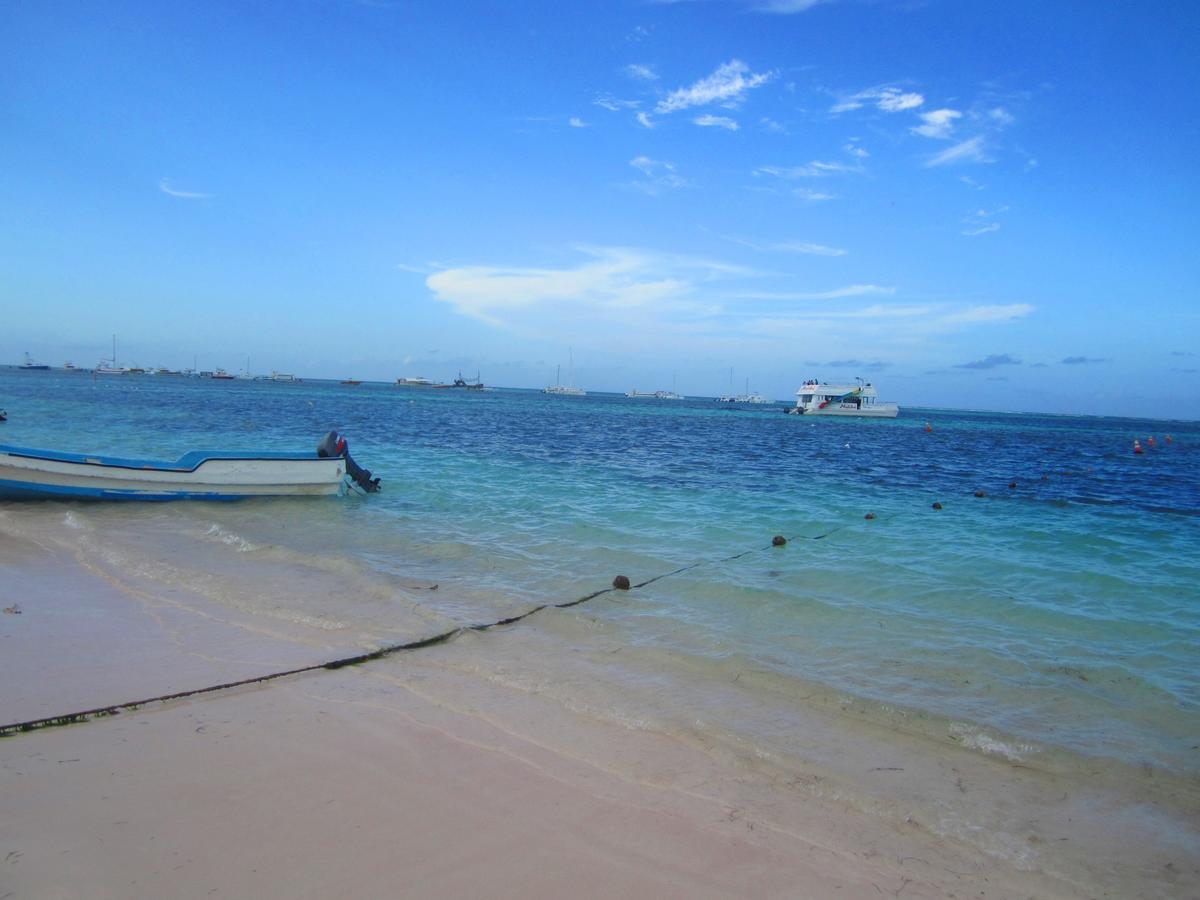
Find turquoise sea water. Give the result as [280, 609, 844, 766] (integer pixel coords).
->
[2, 368, 1198, 775]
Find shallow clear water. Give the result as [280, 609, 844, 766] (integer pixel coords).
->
[3, 369, 1198, 773]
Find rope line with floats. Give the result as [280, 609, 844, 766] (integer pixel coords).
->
[0, 516, 876, 738]
[0, 429, 1182, 738]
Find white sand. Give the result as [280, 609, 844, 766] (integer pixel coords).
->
[3, 533, 1197, 899]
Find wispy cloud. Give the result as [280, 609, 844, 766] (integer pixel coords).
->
[425, 246, 741, 328]
[624, 63, 658, 81]
[158, 178, 209, 200]
[656, 60, 772, 114]
[569, 117, 587, 128]
[961, 205, 1009, 236]
[989, 106, 1015, 126]
[734, 284, 895, 301]
[760, 117, 787, 134]
[954, 353, 1021, 370]
[771, 241, 847, 256]
[628, 156, 687, 193]
[793, 187, 835, 201]
[926, 136, 989, 167]
[636, 111, 655, 129]
[831, 86, 924, 114]
[911, 108, 962, 139]
[754, 160, 859, 178]
[1061, 356, 1109, 365]
[694, 114, 739, 130]
[593, 93, 640, 112]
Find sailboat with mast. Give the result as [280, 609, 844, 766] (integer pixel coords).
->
[543, 349, 586, 396]
[95, 335, 129, 375]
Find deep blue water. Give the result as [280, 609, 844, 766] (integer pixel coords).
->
[3, 368, 1198, 772]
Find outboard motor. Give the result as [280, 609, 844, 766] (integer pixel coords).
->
[317, 431, 381, 493]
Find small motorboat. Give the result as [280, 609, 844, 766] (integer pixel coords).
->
[0, 432, 379, 501]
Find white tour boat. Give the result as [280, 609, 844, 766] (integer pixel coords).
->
[788, 378, 899, 417]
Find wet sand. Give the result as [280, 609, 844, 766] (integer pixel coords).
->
[2, 539, 1197, 898]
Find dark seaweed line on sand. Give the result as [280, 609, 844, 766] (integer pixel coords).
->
[0, 519, 867, 738]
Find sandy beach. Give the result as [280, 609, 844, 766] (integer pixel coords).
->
[3, 530, 1198, 899]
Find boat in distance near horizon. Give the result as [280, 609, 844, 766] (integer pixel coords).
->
[0, 432, 380, 501]
[788, 378, 899, 417]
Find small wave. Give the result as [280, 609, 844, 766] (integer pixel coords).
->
[949, 723, 1035, 762]
[204, 524, 259, 553]
[63, 511, 84, 530]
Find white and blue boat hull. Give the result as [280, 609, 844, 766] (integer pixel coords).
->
[0, 444, 346, 501]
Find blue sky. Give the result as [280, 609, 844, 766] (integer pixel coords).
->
[3, 0, 1197, 417]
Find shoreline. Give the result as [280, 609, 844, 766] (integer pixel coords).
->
[3, 541, 1198, 897]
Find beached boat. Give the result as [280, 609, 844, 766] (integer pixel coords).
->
[0, 432, 380, 501]
[788, 378, 899, 417]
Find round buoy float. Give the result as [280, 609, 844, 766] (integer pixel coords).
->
[1147, 436, 1156, 447]
[864, 512, 876, 520]
[772, 535, 787, 546]
[1133, 440, 1143, 455]
[1008, 481, 1017, 489]
[612, 575, 631, 590]
[924, 422, 933, 433]
[932, 502, 943, 510]
[974, 490, 985, 498]
[1165, 434, 1173, 444]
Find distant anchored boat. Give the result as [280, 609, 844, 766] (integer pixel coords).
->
[0, 432, 380, 501]
[544, 353, 585, 396]
[788, 378, 899, 417]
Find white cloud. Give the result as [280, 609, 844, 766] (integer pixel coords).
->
[832, 86, 924, 114]
[425, 246, 742, 328]
[624, 63, 658, 81]
[593, 94, 640, 112]
[656, 60, 772, 114]
[735, 284, 894, 301]
[754, 160, 858, 178]
[989, 106, 1015, 126]
[844, 143, 869, 159]
[628, 156, 686, 193]
[569, 117, 587, 128]
[694, 114, 739, 130]
[878, 90, 924, 112]
[911, 108, 962, 139]
[158, 178, 209, 200]
[961, 205, 1008, 236]
[926, 136, 989, 167]
[636, 111, 655, 129]
[759, 117, 787, 133]
[793, 188, 835, 201]
[771, 241, 847, 256]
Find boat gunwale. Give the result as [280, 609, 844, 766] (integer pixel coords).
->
[0, 443, 325, 474]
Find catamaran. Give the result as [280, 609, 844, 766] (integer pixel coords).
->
[788, 378, 899, 417]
